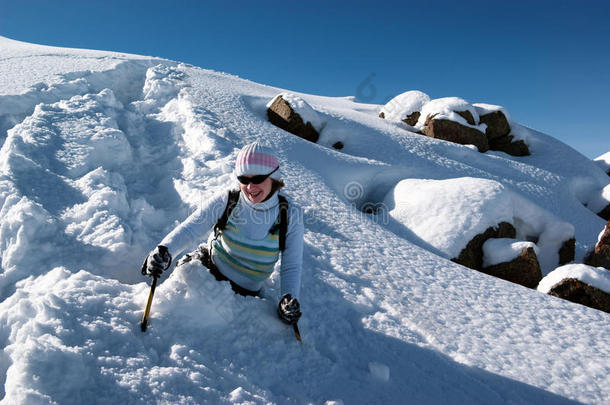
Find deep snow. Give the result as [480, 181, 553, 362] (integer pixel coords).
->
[0, 36, 609, 404]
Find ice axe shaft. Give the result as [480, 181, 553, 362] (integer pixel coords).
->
[293, 323, 302, 342]
[140, 275, 159, 332]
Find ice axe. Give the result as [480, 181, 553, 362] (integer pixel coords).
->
[140, 274, 159, 332]
[293, 323, 302, 342]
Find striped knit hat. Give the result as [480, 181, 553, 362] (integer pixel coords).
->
[234, 141, 281, 180]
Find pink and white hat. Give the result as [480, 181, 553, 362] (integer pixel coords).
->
[234, 141, 281, 179]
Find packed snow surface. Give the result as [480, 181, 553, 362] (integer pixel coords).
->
[537, 264, 610, 294]
[0, 36, 609, 404]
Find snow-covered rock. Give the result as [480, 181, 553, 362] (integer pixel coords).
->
[267, 93, 323, 143]
[585, 220, 610, 269]
[483, 239, 539, 267]
[538, 264, 610, 312]
[416, 97, 482, 129]
[378, 90, 430, 126]
[383, 177, 513, 260]
[474, 103, 511, 140]
[382, 177, 573, 274]
[482, 238, 542, 288]
[415, 97, 489, 152]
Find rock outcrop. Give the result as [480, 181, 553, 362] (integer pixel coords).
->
[267, 95, 320, 143]
[558, 238, 576, 265]
[379, 95, 532, 156]
[478, 109, 530, 156]
[421, 113, 489, 153]
[547, 278, 610, 313]
[452, 222, 516, 270]
[481, 246, 542, 288]
[488, 135, 530, 157]
[379, 110, 421, 126]
[478, 110, 510, 140]
[585, 221, 610, 269]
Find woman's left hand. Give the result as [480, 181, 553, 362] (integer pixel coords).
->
[277, 294, 301, 324]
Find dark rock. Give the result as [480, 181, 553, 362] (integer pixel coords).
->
[332, 142, 344, 150]
[597, 204, 610, 221]
[456, 110, 476, 126]
[379, 110, 420, 126]
[452, 222, 516, 270]
[422, 114, 489, 153]
[547, 278, 610, 313]
[558, 238, 576, 265]
[585, 221, 610, 269]
[267, 95, 319, 143]
[479, 110, 511, 140]
[488, 135, 530, 156]
[403, 111, 421, 126]
[481, 246, 542, 288]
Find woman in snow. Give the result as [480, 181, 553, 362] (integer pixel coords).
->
[141, 141, 304, 325]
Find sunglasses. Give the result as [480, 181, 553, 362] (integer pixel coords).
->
[237, 166, 279, 185]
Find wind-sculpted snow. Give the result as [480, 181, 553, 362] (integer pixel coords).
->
[0, 37, 608, 404]
[0, 61, 192, 291]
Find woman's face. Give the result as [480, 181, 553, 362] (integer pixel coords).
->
[240, 176, 273, 203]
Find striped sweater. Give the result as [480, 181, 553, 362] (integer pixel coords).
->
[159, 189, 303, 298]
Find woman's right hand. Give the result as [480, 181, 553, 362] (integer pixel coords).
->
[141, 245, 172, 277]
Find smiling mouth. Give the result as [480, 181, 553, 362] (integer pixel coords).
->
[248, 190, 262, 198]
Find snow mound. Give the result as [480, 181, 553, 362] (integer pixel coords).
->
[383, 177, 513, 259]
[379, 90, 430, 123]
[483, 238, 539, 267]
[383, 177, 574, 272]
[538, 264, 610, 294]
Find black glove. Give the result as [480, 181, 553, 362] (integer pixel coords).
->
[277, 294, 301, 325]
[141, 245, 172, 277]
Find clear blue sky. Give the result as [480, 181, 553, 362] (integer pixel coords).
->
[1, 0, 608, 158]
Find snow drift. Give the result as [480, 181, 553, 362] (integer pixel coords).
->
[0, 36, 609, 404]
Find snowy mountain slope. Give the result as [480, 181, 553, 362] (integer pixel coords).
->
[0, 36, 608, 404]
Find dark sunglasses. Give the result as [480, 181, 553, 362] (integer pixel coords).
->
[237, 166, 279, 185]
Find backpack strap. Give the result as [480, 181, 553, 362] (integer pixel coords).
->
[278, 195, 289, 252]
[216, 190, 290, 251]
[214, 189, 240, 238]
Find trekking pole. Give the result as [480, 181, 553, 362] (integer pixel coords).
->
[293, 323, 302, 342]
[140, 275, 159, 332]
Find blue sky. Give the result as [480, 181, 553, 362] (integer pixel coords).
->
[1, 0, 608, 158]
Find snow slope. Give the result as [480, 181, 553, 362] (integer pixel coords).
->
[0, 36, 609, 404]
